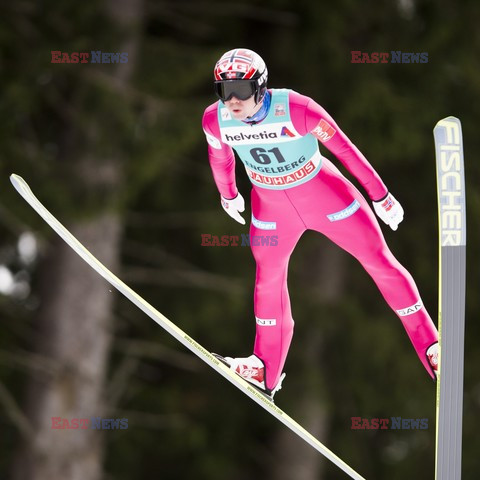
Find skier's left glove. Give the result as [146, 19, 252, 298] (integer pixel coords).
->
[372, 192, 404, 231]
[221, 192, 246, 225]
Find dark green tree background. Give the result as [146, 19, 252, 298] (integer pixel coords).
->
[1, 0, 478, 479]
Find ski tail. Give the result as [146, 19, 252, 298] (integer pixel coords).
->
[433, 117, 466, 480]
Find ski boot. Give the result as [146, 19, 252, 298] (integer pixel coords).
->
[213, 353, 285, 401]
[427, 342, 439, 378]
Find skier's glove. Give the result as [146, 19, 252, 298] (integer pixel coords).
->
[221, 192, 245, 225]
[373, 192, 404, 231]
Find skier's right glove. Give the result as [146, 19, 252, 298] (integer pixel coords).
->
[221, 192, 246, 225]
[372, 192, 404, 231]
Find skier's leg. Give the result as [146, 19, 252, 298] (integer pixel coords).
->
[295, 160, 438, 378]
[250, 188, 306, 391]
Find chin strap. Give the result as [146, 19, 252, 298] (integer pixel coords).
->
[243, 90, 271, 125]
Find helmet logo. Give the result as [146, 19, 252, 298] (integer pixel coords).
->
[257, 70, 268, 86]
[216, 61, 250, 77]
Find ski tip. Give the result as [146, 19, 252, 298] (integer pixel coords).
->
[434, 116, 461, 130]
[9, 174, 29, 195]
[10, 173, 23, 186]
[9, 174, 34, 200]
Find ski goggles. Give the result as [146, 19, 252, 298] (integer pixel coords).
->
[214, 80, 256, 102]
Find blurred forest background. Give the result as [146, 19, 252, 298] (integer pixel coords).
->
[0, 0, 479, 479]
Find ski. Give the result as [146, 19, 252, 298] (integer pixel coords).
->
[433, 117, 466, 480]
[10, 174, 366, 480]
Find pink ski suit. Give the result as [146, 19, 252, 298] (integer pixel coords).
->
[202, 89, 438, 390]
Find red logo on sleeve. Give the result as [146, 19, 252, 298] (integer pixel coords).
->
[312, 119, 336, 142]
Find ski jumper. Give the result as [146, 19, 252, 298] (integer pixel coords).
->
[202, 89, 438, 389]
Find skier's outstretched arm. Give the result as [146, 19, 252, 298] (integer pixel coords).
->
[290, 91, 403, 230]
